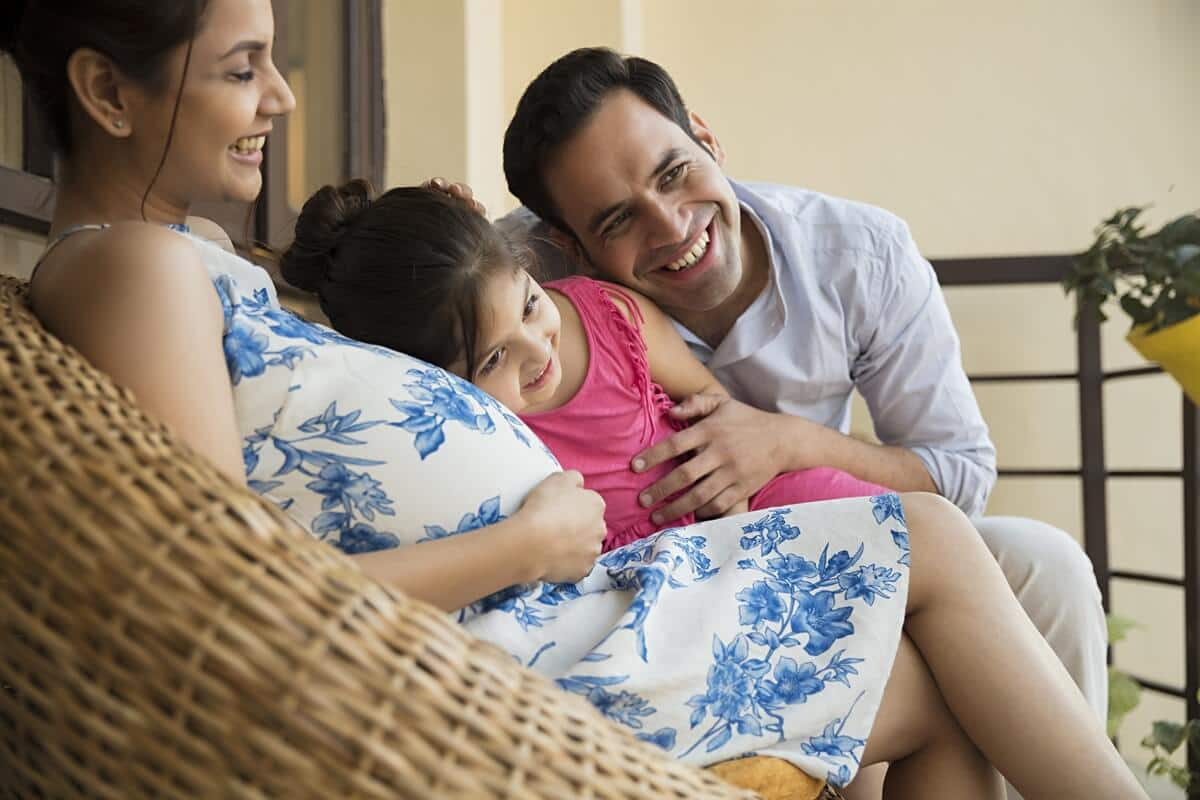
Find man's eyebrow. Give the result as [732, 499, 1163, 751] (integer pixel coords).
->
[219, 40, 267, 60]
[585, 147, 687, 235]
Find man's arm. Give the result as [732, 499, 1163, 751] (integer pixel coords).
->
[845, 220, 996, 516]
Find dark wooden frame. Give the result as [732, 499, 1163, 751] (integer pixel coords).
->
[933, 255, 1200, 798]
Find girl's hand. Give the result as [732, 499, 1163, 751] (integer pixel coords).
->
[516, 470, 607, 584]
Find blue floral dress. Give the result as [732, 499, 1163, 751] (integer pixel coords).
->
[188, 229, 910, 788]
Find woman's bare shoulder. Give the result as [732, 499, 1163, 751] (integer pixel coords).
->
[32, 222, 217, 333]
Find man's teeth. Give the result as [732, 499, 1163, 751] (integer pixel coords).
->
[665, 229, 710, 271]
[232, 135, 266, 153]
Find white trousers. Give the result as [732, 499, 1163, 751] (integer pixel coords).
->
[975, 515, 1109, 799]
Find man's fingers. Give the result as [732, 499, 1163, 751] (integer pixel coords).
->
[669, 393, 721, 420]
[697, 486, 746, 520]
[632, 427, 701, 473]
[650, 475, 725, 524]
[637, 450, 717, 508]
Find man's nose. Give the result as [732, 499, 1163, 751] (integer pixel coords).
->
[644, 198, 690, 249]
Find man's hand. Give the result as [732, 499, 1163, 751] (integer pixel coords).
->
[633, 393, 814, 521]
[422, 177, 486, 216]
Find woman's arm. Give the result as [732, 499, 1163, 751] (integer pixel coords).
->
[31, 223, 247, 483]
[351, 470, 607, 611]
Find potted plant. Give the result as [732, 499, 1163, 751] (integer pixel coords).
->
[1063, 206, 1200, 402]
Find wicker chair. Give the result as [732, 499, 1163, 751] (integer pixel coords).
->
[0, 274, 841, 799]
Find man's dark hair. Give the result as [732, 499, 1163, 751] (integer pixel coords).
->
[503, 47, 698, 232]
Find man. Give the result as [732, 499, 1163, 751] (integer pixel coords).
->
[500, 47, 1106, 797]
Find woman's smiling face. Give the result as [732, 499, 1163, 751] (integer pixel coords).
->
[123, 0, 295, 209]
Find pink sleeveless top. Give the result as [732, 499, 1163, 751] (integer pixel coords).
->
[521, 277, 890, 552]
[520, 277, 692, 549]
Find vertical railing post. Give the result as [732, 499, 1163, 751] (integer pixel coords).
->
[1078, 303, 1110, 612]
[1183, 396, 1199, 800]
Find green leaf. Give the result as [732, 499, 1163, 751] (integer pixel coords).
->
[1120, 294, 1155, 324]
[1143, 720, 1187, 753]
[1107, 666, 1141, 737]
[1107, 613, 1139, 644]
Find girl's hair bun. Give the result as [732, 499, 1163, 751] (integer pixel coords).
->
[280, 178, 374, 293]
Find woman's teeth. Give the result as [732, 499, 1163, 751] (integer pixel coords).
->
[232, 135, 266, 153]
[665, 229, 710, 271]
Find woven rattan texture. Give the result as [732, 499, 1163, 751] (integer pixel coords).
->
[0, 274, 780, 798]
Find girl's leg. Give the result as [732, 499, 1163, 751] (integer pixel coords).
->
[898, 492, 1146, 800]
[856, 633, 1002, 800]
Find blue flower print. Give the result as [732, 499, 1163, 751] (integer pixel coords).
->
[819, 544, 864, 581]
[829, 764, 852, 788]
[765, 553, 819, 585]
[765, 657, 824, 705]
[871, 493, 905, 526]
[637, 728, 678, 751]
[307, 462, 394, 521]
[588, 688, 655, 729]
[224, 318, 269, 383]
[388, 368, 496, 459]
[838, 564, 902, 607]
[801, 719, 864, 760]
[790, 591, 855, 656]
[264, 307, 328, 345]
[737, 581, 787, 626]
[683, 634, 771, 755]
[419, 496, 504, 542]
[892, 529, 911, 566]
[338, 523, 400, 554]
[739, 509, 802, 557]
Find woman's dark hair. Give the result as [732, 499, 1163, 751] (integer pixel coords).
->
[1, 0, 209, 154]
[503, 47, 700, 232]
[281, 181, 533, 376]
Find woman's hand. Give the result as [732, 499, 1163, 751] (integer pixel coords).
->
[422, 177, 487, 216]
[516, 470, 607, 584]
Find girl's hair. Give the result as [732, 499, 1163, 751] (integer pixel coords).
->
[1, 0, 210, 154]
[281, 181, 534, 375]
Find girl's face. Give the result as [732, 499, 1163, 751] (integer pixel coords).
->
[459, 269, 563, 414]
[123, 0, 295, 210]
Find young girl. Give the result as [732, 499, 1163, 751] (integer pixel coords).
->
[283, 181, 890, 552]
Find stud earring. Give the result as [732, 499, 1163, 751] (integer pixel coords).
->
[112, 119, 125, 129]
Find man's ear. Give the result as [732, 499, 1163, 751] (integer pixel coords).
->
[548, 225, 588, 262]
[544, 224, 596, 278]
[65, 48, 135, 138]
[688, 110, 725, 167]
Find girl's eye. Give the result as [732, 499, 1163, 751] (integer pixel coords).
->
[479, 348, 503, 377]
[523, 293, 539, 319]
[231, 70, 255, 83]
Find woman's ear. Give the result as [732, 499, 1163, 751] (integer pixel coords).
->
[65, 48, 135, 139]
[688, 110, 726, 167]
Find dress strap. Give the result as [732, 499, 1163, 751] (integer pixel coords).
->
[32, 222, 191, 282]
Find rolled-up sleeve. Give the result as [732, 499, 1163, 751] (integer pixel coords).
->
[850, 222, 997, 518]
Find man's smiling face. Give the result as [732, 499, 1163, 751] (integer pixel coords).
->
[543, 89, 746, 322]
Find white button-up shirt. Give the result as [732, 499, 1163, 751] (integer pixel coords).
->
[673, 181, 995, 517]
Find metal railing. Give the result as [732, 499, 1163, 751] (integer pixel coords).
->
[933, 255, 1199, 798]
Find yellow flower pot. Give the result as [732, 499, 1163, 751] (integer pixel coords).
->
[1127, 312, 1200, 405]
